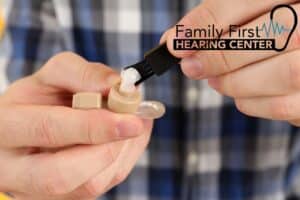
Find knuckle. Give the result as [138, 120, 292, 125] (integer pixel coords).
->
[34, 112, 58, 146]
[84, 111, 107, 144]
[33, 163, 70, 195]
[289, 120, 300, 127]
[287, 51, 300, 90]
[103, 143, 118, 163]
[81, 179, 106, 198]
[234, 99, 263, 118]
[51, 51, 78, 63]
[79, 64, 92, 89]
[85, 111, 118, 144]
[205, 52, 232, 76]
[202, 2, 220, 29]
[36, 51, 87, 83]
[85, 112, 97, 144]
[213, 75, 238, 97]
[219, 51, 232, 74]
[270, 97, 292, 119]
[43, 175, 69, 195]
[112, 170, 129, 185]
[235, 99, 247, 114]
[28, 162, 39, 193]
[222, 75, 238, 96]
[45, 51, 77, 69]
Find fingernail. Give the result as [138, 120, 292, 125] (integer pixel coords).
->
[107, 74, 121, 86]
[116, 119, 142, 138]
[181, 57, 203, 78]
[208, 78, 220, 89]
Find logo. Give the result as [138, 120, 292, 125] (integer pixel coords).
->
[173, 4, 298, 52]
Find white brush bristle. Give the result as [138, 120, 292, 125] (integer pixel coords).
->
[120, 68, 141, 94]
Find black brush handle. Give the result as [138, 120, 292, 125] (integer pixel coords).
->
[124, 43, 181, 85]
[144, 43, 181, 75]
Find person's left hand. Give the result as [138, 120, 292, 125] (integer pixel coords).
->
[0, 52, 153, 200]
[162, 1, 300, 125]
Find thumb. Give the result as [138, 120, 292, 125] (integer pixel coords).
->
[163, 4, 209, 58]
[34, 52, 120, 94]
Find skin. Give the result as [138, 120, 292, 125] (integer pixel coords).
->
[162, 0, 300, 126]
[0, 52, 153, 200]
[2, 1, 299, 199]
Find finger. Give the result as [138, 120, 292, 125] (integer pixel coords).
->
[0, 105, 144, 148]
[207, 50, 300, 98]
[66, 141, 127, 199]
[6, 142, 124, 195]
[181, 3, 300, 79]
[23, 144, 124, 199]
[68, 120, 152, 199]
[165, 0, 297, 58]
[106, 120, 152, 189]
[0, 148, 22, 192]
[11, 191, 96, 200]
[2, 75, 74, 106]
[16, 195, 95, 200]
[10, 193, 95, 200]
[160, 28, 172, 44]
[34, 52, 120, 94]
[235, 93, 300, 120]
[289, 119, 300, 126]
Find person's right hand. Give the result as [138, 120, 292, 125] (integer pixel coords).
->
[0, 52, 153, 200]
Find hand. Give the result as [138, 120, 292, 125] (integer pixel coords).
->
[163, 0, 300, 125]
[0, 52, 153, 200]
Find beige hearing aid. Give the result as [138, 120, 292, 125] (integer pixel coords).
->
[107, 82, 142, 114]
[72, 92, 102, 109]
[72, 68, 165, 119]
[107, 68, 142, 114]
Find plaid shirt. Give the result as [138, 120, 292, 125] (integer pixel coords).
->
[1, 0, 300, 200]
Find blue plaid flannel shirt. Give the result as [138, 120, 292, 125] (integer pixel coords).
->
[1, 0, 300, 200]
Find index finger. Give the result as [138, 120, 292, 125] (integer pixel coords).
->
[166, 0, 297, 57]
[0, 105, 144, 148]
[181, 3, 300, 79]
